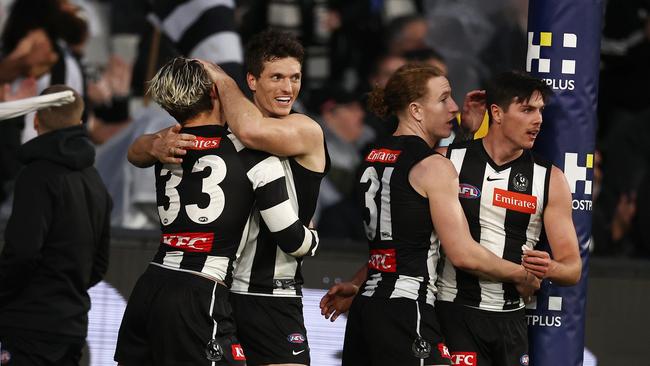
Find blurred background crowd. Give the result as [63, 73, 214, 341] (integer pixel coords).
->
[0, 0, 648, 259]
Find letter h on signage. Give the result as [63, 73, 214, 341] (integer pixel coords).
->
[526, 32, 577, 74]
[525, 295, 563, 311]
[564, 152, 593, 195]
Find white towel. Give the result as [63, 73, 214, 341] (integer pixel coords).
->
[0, 91, 75, 121]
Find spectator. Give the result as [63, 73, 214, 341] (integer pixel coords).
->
[0, 85, 111, 365]
[313, 85, 371, 240]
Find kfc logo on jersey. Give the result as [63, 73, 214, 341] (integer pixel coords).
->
[231, 344, 246, 361]
[368, 249, 397, 272]
[493, 188, 537, 214]
[191, 137, 222, 150]
[162, 232, 214, 252]
[365, 148, 402, 163]
[437, 343, 451, 359]
[451, 352, 477, 366]
[459, 183, 481, 199]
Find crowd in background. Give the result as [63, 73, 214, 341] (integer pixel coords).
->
[0, 0, 648, 259]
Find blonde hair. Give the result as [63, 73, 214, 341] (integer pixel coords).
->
[147, 57, 214, 123]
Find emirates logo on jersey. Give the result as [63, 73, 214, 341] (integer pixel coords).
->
[190, 137, 222, 150]
[162, 232, 214, 252]
[368, 248, 397, 272]
[492, 188, 537, 214]
[365, 148, 402, 163]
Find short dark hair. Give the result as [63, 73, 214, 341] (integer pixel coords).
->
[36, 85, 84, 131]
[147, 57, 213, 124]
[245, 29, 304, 77]
[486, 71, 553, 123]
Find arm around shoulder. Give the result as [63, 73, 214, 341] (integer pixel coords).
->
[411, 156, 528, 284]
[249, 154, 320, 257]
[237, 112, 324, 158]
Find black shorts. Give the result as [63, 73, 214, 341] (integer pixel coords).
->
[342, 295, 452, 366]
[435, 301, 528, 366]
[229, 293, 309, 365]
[114, 265, 246, 366]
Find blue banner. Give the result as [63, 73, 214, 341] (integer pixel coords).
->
[526, 1, 602, 365]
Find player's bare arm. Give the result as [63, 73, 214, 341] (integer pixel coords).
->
[410, 154, 541, 289]
[127, 124, 196, 167]
[523, 165, 581, 285]
[201, 61, 325, 168]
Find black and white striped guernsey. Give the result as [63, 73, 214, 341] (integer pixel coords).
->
[357, 135, 441, 306]
[151, 125, 318, 285]
[437, 139, 552, 311]
[231, 141, 330, 297]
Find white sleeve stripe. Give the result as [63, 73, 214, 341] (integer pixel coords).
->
[290, 227, 317, 257]
[247, 156, 285, 190]
[162, 0, 235, 42]
[259, 200, 299, 232]
[309, 230, 320, 256]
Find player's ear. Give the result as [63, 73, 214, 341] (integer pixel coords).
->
[490, 104, 502, 125]
[408, 102, 423, 122]
[246, 73, 257, 92]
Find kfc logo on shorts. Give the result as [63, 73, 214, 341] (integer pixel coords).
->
[492, 188, 537, 214]
[191, 137, 221, 150]
[231, 344, 246, 361]
[368, 249, 397, 273]
[287, 333, 306, 344]
[162, 232, 214, 252]
[437, 343, 451, 359]
[365, 148, 402, 163]
[451, 352, 477, 366]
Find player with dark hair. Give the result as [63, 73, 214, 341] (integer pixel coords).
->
[435, 71, 581, 366]
[128, 29, 330, 365]
[320, 64, 541, 366]
[114, 57, 319, 366]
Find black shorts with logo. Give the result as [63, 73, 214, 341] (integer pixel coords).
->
[435, 301, 528, 366]
[343, 295, 452, 366]
[229, 293, 309, 365]
[114, 265, 246, 366]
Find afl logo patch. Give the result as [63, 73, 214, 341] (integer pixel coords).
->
[459, 183, 481, 199]
[520, 354, 529, 365]
[287, 333, 306, 344]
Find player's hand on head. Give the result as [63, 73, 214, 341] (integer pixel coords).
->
[460, 89, 486, 134]
[197, 59, 228, 82]
[152, 124, 196, 164]
[319, 282, 359, 322]
[522, 249, 551, 279]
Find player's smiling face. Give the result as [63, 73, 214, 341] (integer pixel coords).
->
[248, 57, 302, 118]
